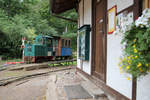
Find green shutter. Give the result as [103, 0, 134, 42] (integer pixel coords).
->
[78, 25, 91, 61]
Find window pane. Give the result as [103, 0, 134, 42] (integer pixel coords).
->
[68, 40, 71, 47]
[56, 40, 58, 46]
[47, 39, 52, 47]
[65, 40, 67, 47]
[62, 39, 64, 47]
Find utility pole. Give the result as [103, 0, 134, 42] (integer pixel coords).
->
[21, 37, 26, 62]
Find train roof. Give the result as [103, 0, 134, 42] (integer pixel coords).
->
[36, 35, 53, 38]
[36, 35, 71, 40]
[42, 35, 53, 38]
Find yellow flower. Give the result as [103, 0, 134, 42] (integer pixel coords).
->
[120, 66, 123, 70]
[135, 56, 138, 59]
[145, 64, 149, 67]
[129, 62, 131, 64]
[126, 66, 130, 70]
[137, 63, 142, 68]
[131, 56, 134, 59]
[128, 56, 130, 59]
[134, 48, 138, 53]
[123, 58, 125, 61]
[128, 60, 130, 63]
[120, 59, 123, 63]
[133, 44, 136, 48]
[127, 77, 131, 80]
[128, 60, 131, 64]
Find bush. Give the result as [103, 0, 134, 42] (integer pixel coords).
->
[118, 9, 150, 78]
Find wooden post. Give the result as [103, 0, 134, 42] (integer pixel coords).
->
[132, 77, 137, 100]
[132, 1, 141, 99]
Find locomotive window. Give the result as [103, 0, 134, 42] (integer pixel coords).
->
[62, 39, 64, 47]
[65, 40, 68, 47]
[27, 46, 32, 52]
[47, 39, 52, 47]
[55, 40, 58, 47]
[68, 40, 71, 48]
[38, 38, 43, 44]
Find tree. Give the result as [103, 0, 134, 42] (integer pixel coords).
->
[0, 0, 78, 59]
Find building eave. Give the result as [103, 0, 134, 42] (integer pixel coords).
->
[50, 0, 78, 14]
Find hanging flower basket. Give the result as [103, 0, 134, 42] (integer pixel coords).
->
[118, 9, 150, 78]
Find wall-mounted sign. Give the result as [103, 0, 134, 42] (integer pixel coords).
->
[108, 6, 117, 34]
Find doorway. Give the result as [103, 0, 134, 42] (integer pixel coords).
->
[92, 0, 107, 82]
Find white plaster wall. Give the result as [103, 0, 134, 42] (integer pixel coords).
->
[83, 0, 92, 24]
[77, 0, 92, 75]
[137, 73, 150, 100]
[107, 0, 133, 99]
[77, 0, 150, 100]
[79, 0, 83, 26]
[107, 33, 132, 99]
[108, 0, 133, 12]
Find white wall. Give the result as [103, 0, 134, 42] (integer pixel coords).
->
[77, 0, 150, 100]
[107, 33, 132, 99]
[137, 73, 150, 100]
[77, 0, 92, 75]
[108, 0, 133, 13]
[107, 0, 133, 99]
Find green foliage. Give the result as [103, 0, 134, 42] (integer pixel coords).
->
[120, 25, 150, 78]
[0, 0, 77, 59]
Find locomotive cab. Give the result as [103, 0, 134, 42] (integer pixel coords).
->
[35, 35, 53, 46]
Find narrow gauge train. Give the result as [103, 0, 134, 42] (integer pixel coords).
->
[24, 35, 72, 63]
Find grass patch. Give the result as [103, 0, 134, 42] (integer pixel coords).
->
[48, 61, 77, 67]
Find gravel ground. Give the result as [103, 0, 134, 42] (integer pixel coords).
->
[0, 68, 51, 80]
[0, 76, 48, 100]
[0, 66, 75, 100]
[0, 67, 109, 100]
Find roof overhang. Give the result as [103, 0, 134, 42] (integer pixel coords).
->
[50, 0, 78, 14]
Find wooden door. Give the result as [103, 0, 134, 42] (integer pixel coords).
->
[92, 0, 107, 82]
